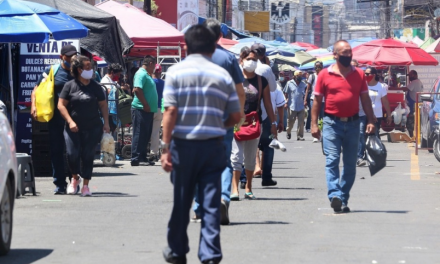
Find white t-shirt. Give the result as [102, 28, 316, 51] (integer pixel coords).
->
[407, 78, 423, 101]
[261, 88, 286, 121]
[255, 63, 277, 92]
[359, 82, 387, 117]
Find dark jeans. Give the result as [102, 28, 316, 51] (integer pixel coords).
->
[48, 111, 68, 188]
[357, 115, 367, 160]
[259, 117, 274, 181]
[167, 137, 225, 263]
[375, 117, 382, 138]
[306, 94, 311, 130]
[64, 126, 103, 180]
[131, 108, 154, 164]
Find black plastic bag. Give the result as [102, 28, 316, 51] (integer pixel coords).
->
[365, 135, 387, 176]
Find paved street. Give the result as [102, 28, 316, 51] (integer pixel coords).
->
[3, 132, 440, 264]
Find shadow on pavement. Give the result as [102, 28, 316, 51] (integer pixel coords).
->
[91, 192, 138, 198]
[92, 172, 136, 177]
[273, 176, 311, 179]
[256, 198, 307, 201]
[229, 221, 290, 226]
[1, 248, 53, 263]
[274, 168, 298, 170]
[350, 210, 409, 214]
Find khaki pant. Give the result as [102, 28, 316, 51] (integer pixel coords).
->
[150, 108, 163, 155]
[286, 108, 305, 138]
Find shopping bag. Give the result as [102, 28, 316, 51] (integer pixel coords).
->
[365, 134, 387, 176]
[35, 66, 56, 122]
[269, 138, 286, 152]
[100, 133, 116, 167]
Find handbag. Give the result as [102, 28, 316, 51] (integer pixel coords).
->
[35, 65, 59, 122]
[234, 76, 262, 141]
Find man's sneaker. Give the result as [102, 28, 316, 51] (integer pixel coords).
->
[286, 133, 291, 139]
[190, 215, 201, 223]
[297, 137, 305, 141]
[54, 186, 66, 195]
[306, 129, 311, 133]
[262, 179, 277, 187]
[330, 197, 342, 213]
[163, 247, 187, 264]
[67, 177, 81, 195]
[313, 138, 319, 143]
[220, 200, 230, 225]
[342, 205, 351, 213]
[81, 185, 92, 197]
[356, 159, 367, 167]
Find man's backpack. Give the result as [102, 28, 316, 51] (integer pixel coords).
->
[117, 86, 132, 126]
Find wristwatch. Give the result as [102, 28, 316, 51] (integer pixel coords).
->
[272, 121, 278, 126]
[160, 140, 170, 150]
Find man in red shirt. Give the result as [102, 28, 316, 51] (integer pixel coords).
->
[311, 40, 376, 214]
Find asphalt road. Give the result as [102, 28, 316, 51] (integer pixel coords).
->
[3, 132, 440, 264]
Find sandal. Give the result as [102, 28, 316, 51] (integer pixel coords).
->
[253, 170, 262, 178]
[244, 192, 256, 200]
[230, 193, 239, 201]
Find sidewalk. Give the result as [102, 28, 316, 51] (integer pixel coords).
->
[4, 134, 440, 263]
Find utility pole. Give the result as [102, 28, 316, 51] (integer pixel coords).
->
[222, 0, 227, 23]
[356, 0, 391, 38]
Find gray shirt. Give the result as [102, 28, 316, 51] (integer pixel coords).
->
[163, 54, 240, 140]
[283, 80, 307, 112]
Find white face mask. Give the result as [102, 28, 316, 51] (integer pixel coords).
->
[80, 69, 94, 80]
[242, 60, 258, 72]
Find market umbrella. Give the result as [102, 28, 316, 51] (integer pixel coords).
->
[420, 37, 436, 50]
[328, 37, 377, 51]
[0, 0, 89, 133]
[307, 48, 332, 57]
[269, 51, 316, 66]
[353, 39, 439, 66]
[218, 38, 238, 50]
[424, 38, 440, 53]
[291, 42, 319, 51]
[299, 55, 335, 71]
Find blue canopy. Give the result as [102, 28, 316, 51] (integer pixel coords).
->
[327, 37, 377, 52]
[0, 0, 89, 43]
[299, 59, 335, 71]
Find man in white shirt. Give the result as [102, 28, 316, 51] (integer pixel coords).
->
[101, 63, 123, 134]
[402, 70, 423, 137]
[255, 62, 277, 92]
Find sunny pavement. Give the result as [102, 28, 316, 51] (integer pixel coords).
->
[3, 132, 440, 264]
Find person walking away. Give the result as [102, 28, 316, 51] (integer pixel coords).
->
[160, 24, 241, 264]
[101, 63, 123, 134]
[304, 61, 324, 143]
[191, 18, 246, 225]
[31, 44, 77, 194]
[131, 55, 158, 166]
[149, 64, 165, 162]
[402, 70, 423, 138]
[255, 87, 285, 186]
[230, 47, 278, 201]
[284, 70, 307, 141]
[57, 55, 110, 196]
[311, 40, 376, 213]
[357, 66, 392, 167]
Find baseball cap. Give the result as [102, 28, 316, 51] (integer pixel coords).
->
[250, 43, 266, 56]
[61, 44, 78, 56]
[154, 64, 162, 73]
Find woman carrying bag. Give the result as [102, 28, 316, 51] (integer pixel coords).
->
[58, 55, 110, 196]
[230, 47, 278, 200]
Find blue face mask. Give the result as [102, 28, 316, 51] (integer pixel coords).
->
[279, 77, 284, 82]
[63, 60, 71, 68]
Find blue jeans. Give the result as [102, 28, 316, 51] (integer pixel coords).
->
[357, 115, 367, 160]
[167, 137, 225, 263]
[194, 129, 233, 215]
[48, 111, 68, 189]
[322, 116, 360, 205]
[131, 108, 154, 164]
[259, 117, 274, 181]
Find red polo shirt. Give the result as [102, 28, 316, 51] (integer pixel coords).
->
[314, 65, 368, 117]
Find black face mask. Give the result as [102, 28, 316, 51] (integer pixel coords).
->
[338, 55, 352, 67]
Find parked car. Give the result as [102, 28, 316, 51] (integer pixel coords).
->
[420, 76, 440, 161]
[0, 112, 17, 255]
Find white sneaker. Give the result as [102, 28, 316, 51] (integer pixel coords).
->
[67, 177, 81, 194]
[313, 138, 319, 143]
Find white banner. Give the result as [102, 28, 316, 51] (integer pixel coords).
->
[177, 0, 199, 31]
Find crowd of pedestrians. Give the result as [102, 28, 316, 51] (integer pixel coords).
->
[30, 19, 427, 264]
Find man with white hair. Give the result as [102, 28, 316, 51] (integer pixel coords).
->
[283, 70, 307, 141]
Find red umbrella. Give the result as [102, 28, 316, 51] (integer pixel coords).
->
[218, 38, 238, 50]
[353, 39, 438, 66]
[291, 42, 319, 51]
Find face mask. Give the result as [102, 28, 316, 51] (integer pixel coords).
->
[80, 69, 94, 80]
[242, 60, 258, 72]
[366, 75, 374, 83]
[63, 60, 71, 68]
[279, 77, 284, 82]
[112, 75, 120, 82]
[337, 55, 352, 67]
